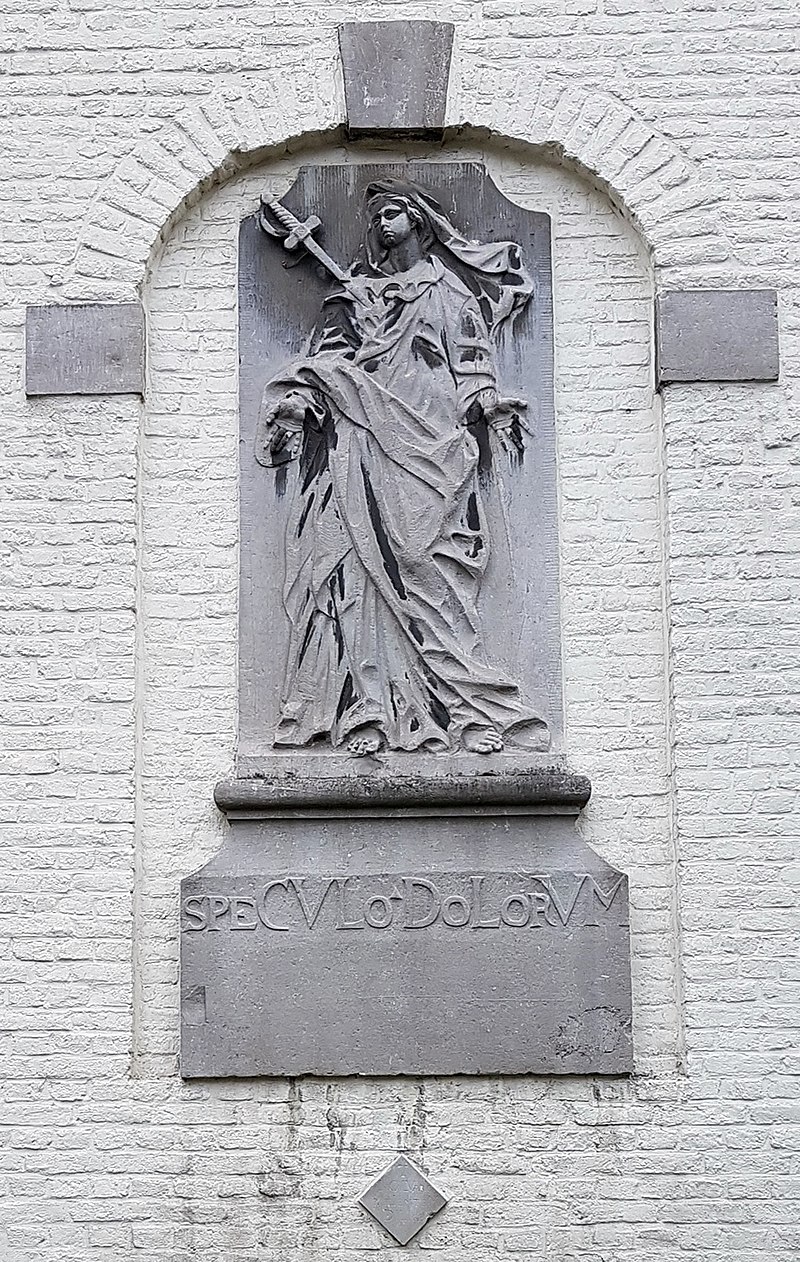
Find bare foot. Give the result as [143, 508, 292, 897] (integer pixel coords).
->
[463, 726, 504, 754]
[348, 726, 382, 757]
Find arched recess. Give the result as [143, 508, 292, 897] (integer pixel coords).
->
[132, 128, 681, 1083]
[60, 72, 729, 303]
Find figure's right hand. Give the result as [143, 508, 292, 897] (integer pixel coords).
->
[266, 393, 307, 463]
[271, 393, 307, 430]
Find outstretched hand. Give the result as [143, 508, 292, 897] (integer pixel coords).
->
[267, 393, 306, 462]
[484, 395, 530, 457]
[272, 394, 306, 428]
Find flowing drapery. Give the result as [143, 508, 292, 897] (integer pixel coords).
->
[257, 197, 549, 753]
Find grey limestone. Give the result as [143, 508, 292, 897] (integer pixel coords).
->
[215, 760, 591, 816]
[238, 162, 561, 766]
[179, 161, 633, 1080]
[180, 779, 633, 1079]
[338, 21, 454, 139]
[25, 302, 145, 396]
[656, 289, 779, 385]
[358, 1156, 449, 1246]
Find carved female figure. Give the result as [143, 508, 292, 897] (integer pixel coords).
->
[257, 177, 549, 757]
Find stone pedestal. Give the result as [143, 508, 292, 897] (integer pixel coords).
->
[180, 761, 632, 1078]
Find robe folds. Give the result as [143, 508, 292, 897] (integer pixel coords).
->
[258, 255, 549, 753]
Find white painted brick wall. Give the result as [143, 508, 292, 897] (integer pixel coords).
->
[1, 6, 798, 1260]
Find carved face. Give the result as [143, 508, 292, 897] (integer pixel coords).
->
[372, 200, 418, 249]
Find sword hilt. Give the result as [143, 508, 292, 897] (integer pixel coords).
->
[265, 198, 300, 231]
[262, 198, 321, 248]
[258, 194, 349, 285]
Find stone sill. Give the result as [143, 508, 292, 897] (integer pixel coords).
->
[215, 760, 591, 818]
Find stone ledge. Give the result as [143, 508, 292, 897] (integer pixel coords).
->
[214, 764, 591, 817]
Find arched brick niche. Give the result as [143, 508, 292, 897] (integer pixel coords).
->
[134, 136, 677, 1079]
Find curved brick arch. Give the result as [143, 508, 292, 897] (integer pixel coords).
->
[460, 70, 730, 274]
[60, 80, 341, 302]
[61, 71, 729, 301]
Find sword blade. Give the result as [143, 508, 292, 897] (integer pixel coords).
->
[295, 233, 348, 283]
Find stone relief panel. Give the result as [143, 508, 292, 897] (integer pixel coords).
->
[237, 163, 561, 768]
[167, 153, 644, 1080]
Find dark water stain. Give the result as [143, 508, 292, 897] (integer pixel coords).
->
[361, 462, 407, 599]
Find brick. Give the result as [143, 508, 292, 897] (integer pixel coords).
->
[1, 12, 798, 1262]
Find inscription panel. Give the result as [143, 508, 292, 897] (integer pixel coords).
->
[181, 860, 632, 1077]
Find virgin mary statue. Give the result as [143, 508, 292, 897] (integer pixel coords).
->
[256, 177, 550, 757]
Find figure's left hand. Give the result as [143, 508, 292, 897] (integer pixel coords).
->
[485, 396, 529, 456]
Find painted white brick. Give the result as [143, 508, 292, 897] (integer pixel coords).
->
[1, 10, 799, 1262]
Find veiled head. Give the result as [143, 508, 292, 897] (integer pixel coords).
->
[362, 181, 440, 267]
[367, 196, 423, 250]
[359, 177, 533, 336]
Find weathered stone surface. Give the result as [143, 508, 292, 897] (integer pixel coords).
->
[25, 302, 145, 396]
[238, 163, 561, 766]
[182, 161, 635, 1081]
[338, 21, 454, 138]
[656, 289, 779, 385]
[180, 804, 632, 1078]
[252, 166, 553, 757]
[358, 1156, 449, 1246]
[215, 760, 591, 815]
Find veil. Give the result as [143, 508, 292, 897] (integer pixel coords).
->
[359, 177, 533, 338]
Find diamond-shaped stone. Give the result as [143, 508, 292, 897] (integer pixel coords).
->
[358, 1155, 449, 1246]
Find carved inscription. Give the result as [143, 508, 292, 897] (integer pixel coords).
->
[182, 873, 626, 934]
[180, 845, 634, 1075]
